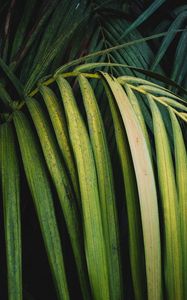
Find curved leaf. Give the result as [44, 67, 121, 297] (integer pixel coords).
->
[13, 111, 69, 300]
[78, 74, 123, 300]
[101, 72, 162, 300]
[0, 122, 22, 300]
[103, 80, 147, 300]
[26, 97, 91, 300]
[149, 97, 183, 300]
[39, 85, 80, 205]
[57, 76, 110, 300]
[169, 109, 187, 299]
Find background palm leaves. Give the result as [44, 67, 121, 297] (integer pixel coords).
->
[0, 0, 187, 299]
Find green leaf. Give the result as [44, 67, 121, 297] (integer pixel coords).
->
[24, 9, 87, 93]
[0, 84, 13, 108]
[0, 57, 24, 97]
[10, 0, 37, 60]
[55, 30, 184, 76]
[39, 85, 80, 205]
[78, 74, 123, 300]
[171, 31, 187, 85]
[103, 80, 147, 300]
[0, 122, 22, 300]
[149, 96, 183, 300]
[120, 0, 166, 39]
[169, 109, 187, 299]
[158, 97, 187, 111]
[70, 62, 187, 97]
[151, 10, 187, 71]
[10, 0, 59, 71]
[135, 85, 183, 101]
[118, 69, 187, 96]
[13, 111, 69, 300]
[56, 76, 110, 300]
[26, 97, 91, 300]
[118, 76, 161, 87]
[101, 72, 162, 300]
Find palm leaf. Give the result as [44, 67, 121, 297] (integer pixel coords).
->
[169, 109, 187, 299]
[56, 76, 110, 300]
[149, 97, 183, 300]
[78, 74, 123, 300]
[101, 72, 162, 300]
[0, 122, 22, 300]
[103, 80, 147, 300]
[0, 2, 187, 298]
[13, 111, 69, 300]
[39, 85, 80, 204]
[26, 96, 91, 300]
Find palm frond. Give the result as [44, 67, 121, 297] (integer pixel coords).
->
[0, 122, 22, 300]
[0, 2, 187, 299]
[13, 111, 70, 300]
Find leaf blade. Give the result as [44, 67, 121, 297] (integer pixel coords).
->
[13, 111, 70, 300]
[26, 97, 91, 300]
[57, 76, 110, 300]
[169, 109, 187, 299]
[0, 122, 22, 300]
[101, 72, 162, 300]
[149, 97, 183, 300]
[78, 74, 123, 300]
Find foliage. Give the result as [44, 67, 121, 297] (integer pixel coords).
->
[0, 1, 186, 299]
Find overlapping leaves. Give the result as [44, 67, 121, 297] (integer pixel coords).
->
[0, 1, 187, 299]
[0, 67, 186, 299]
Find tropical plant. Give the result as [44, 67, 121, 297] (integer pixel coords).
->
[0, 1, 186, 300]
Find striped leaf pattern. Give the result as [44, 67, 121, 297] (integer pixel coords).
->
[0, 71, 186, 300]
